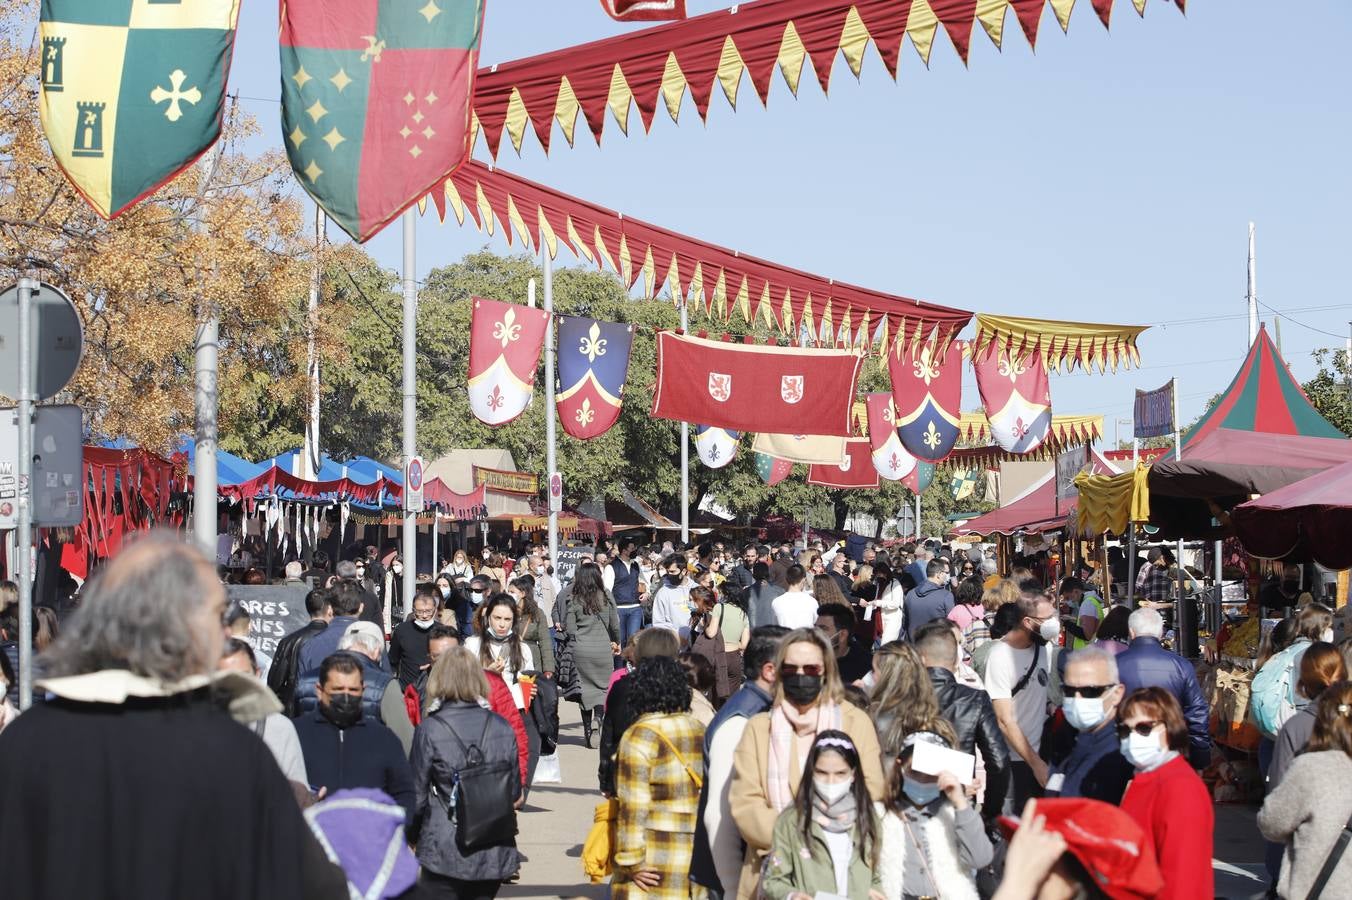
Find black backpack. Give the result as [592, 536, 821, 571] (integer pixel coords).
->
[431, 710, 518, 852]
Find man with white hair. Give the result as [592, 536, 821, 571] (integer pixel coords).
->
[905, 546, 931, 589]
[1044, 647, 1133, 803]
[283, 560, 306, 585]
[1115, 607, 1211, 767]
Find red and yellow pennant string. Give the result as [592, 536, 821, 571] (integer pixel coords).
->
[427, 160, 973, 358]
[469, 0, 1185, 159]
[956, 411, 1103, 444]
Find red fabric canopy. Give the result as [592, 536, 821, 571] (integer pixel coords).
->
[1231, 462, 1352, 569]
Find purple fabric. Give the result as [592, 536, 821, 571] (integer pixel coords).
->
[306, 788, 419, 898]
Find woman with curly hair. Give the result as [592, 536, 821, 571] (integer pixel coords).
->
[611, 655, 706, 900]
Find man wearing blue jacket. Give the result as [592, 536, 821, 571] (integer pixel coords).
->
[1115, 607, 1210, 768]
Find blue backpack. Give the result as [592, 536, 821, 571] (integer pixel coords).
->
[1250, 641, 1307, 739]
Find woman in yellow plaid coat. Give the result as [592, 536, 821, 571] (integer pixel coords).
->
[612, 655, 707, 899]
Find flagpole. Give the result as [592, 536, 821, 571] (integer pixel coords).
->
[1247, 223, 1258, 347]
[1172, 377, 1192, 657]
[302, 203, 324, 482]
[1126, 437, 1138, 603]
[679, 300, 689, 546]
[542, 254, 559, 567]
[193, 142, 225, 562]
[401, 209, 417, 618]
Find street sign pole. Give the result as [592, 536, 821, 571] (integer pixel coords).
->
[15, 276, 34, 710]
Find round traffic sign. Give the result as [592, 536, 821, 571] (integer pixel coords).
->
[407, 457, 424, 492]
[0, 281, 83, 401]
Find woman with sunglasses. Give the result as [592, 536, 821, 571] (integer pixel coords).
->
[729, 628, 885, 900]
[758, 730, 884, 900]
[1117, 687, 1214, 899]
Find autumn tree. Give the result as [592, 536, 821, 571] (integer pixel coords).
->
[0, 0, 319, 454]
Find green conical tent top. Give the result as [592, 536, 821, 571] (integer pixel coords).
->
[1179, 324, 1345, 450]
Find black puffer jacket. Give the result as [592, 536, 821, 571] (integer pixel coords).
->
[928, 667, 1011, 822]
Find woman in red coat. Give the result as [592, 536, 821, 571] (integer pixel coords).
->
[1118, 687, 1214, 900]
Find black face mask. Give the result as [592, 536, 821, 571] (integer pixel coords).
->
[322, 692, 363, 728]
[666, 574, 683, 586]
[782, 673, 823, 706]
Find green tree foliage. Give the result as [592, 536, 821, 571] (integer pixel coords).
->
[1303, 349, 1352, 437]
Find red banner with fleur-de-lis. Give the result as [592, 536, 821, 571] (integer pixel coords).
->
[467, 296, 550, 426]
[864, 392, 917, 482]
[973, 345, 1053, 454]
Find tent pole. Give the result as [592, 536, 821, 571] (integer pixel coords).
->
[1172, 379, 1194, 656]
[400, 209, 417, 620]
[1126, 439, 1138, 603]
[542, 258, 559, 569]
[679, 300, 689, 546]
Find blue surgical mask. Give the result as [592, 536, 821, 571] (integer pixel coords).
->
[1063, 696, 1108, 732]
[902, 775, 941, 806]
[1120, 731, 1171, 771]
[470, 591, 484, 604]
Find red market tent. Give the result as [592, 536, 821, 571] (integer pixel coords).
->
[1231, 462, 1352, 569]
[952, 449, 1117, 537]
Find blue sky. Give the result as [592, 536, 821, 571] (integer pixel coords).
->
[228, 0, 1352, 437]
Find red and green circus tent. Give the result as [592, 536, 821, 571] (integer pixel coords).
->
[1175, 323, 1344, 452]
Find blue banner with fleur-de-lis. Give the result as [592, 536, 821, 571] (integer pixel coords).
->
[556, 315, 633, 441]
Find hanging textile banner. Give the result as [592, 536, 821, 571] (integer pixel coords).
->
[433, 162, 973, 356]
[472, 466, 537, 496]
[694, 425, 740, 469]
[956, 411, 1102, 447]
[556, 315, 633, 440]
[280, 0, 484, 242]
[651, 331, 863, 436]
[864, 393, 917, 482]
[1134, 379, 1176, 438]
[755, 451, 792, 486]
[38, 0, 241, 219]
[972, 312, 1148, 374]
[904, 460, 936, 495]
[751, 432, 847, 466]
[974, 346, 1053, 454]
[469, 0, 1188, 159]
[890, 340, 963, 463]
[467, 297, 550, 426]
[950, 468, 980, 501]
[808, 439, 877, 490]
[600, 0, 685, 21]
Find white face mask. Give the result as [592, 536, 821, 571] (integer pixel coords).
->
[1063, 695, 1109, 732]
[413, 618, 435, 630]
[1322, 628, 1335, 643]
[813, 777, 853, 804]
[1120, 729, 1170, 770]
[392, 564, 403, 576]
[470, 591, 484, 604]
[1037, 617, 1061, 643]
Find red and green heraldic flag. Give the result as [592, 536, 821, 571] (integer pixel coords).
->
[279, 0, 484, 243]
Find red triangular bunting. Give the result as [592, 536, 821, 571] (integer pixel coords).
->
[1091, 0, 1113, 27]
[856, 0, 913, 77]
[796, 6, 853, 93]
[933, 0, 979, 65]
[1008, 0, 1045, 48]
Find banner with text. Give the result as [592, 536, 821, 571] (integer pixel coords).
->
[1133, 379, 1176, 439]
[473, 465, 539, 496]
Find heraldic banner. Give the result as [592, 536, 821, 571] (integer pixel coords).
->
[695, 425, 739, 469]
[755, 451, 792, 486]
[599, 0, 686, 21]
[38, 0, 241, 218]
[864, 393, 917, 482]
[651, 332, 863, 436]
[751, 432, 847, 466]
[808, 439, 877, 490]
[280, 0, 484, 242]
[890, 340, 963, 463]
[556, 316, 632, 441]
[973, 346, 1052, 454]
[467, 297, 550, 427]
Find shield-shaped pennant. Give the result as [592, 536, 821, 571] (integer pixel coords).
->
[864, 393, 917, 482]
[556, 316, 632, 440]
[695, 426, 740, 469]
[904, 460, 937, 494]
[808, 439, 878, 490]
[755, 452, 792, 486]
[467, 297, 550, 427]
[38, 0, 241, 218]
[890, 340, 963, 463]
[973, 346, 1053, 453]
[280, 0, 484, 242]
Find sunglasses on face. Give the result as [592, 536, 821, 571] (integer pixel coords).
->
[1116, 719, 1162, 739]
[1063, 683, 1117, 699]
[779, 663, 824, 677]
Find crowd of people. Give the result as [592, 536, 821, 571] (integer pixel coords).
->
[1, 530, 1350, 900]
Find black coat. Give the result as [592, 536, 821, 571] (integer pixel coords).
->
[293, 710, 417, 825]
[268, 619, 328, 711]
[928, 667, 1011, 822]
[388, 620, 432, 688]
[597, 673, 638, 796]
[0, 688, 347, 900]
